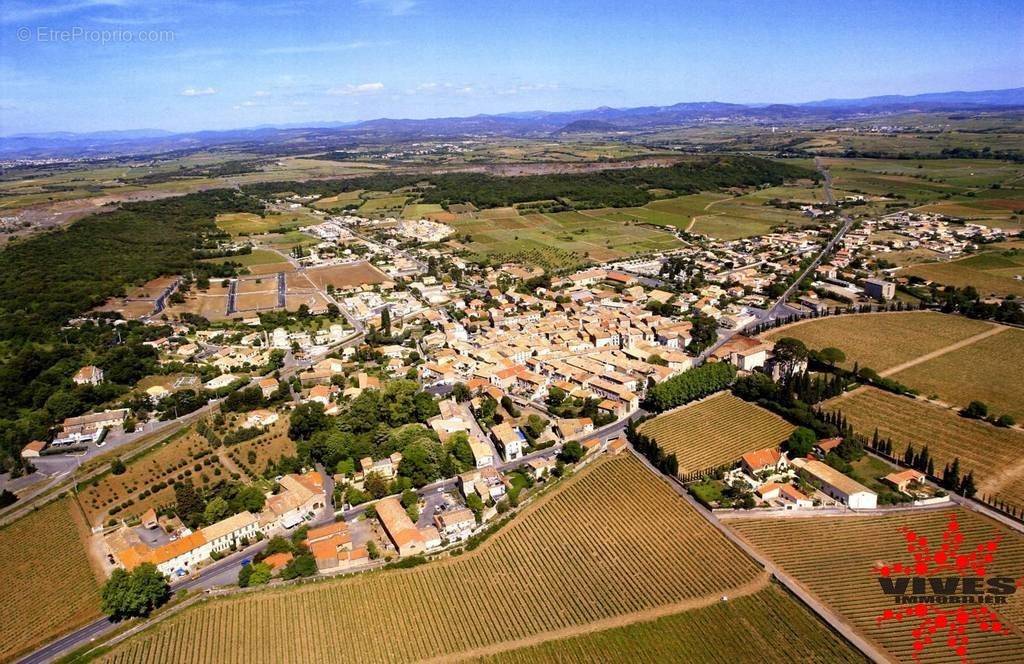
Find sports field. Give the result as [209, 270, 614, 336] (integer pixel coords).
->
[477, 584, 865, 663]
[764, 312, 996, 372]
[890, 327, 1024, 420]
[903, 252, 1024, 297]
[0, 499, 102, 662]
[638, 392, 794, 475]
[827, 387, 1024, 513]
[102, 455, 768, 663]
[732, 508, 1024, 664]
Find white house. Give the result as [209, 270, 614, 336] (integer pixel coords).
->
[792, 458, 877, 509]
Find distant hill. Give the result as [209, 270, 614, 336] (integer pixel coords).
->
[552, 119, 622, 134]
[3, 87, 1023, 159]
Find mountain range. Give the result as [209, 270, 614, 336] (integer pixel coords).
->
[3, 87, 1022, 160]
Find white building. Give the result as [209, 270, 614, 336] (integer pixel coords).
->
[792, 458, 877, 509]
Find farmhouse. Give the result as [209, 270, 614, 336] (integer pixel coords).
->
[756, 482, 813, 509]
[258, 377, 279, 398]
[740, 448, 788, 475]
[306, 521, 368, 572]
[882, 469, 927, 495]
[200, 511, 259, 554]
[792, 458, 877, 509]
[20, 440, 46, 458]
[54, 409, 129, 445]
[711, 336, 768, 372]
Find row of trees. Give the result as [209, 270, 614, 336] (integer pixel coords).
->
[644, 362, 737, 412]
[625, 417, 680, 477]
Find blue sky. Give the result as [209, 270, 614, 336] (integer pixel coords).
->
[0, 0, 1021, 134]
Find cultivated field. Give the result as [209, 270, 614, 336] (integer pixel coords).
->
[890, 327, 1024, 420]
[827, 387, 1024, 513]
[732, 508, 1024, 664]
[303, 261, 390, 289]
[225, 419, 297, 480]
[476, 584, 864, 663]
[79, 428, 229, 526]
[903, 253, 1024, 297]
[638, 392, 794, 475]
[102, 454, 767, 663]
[764, 312, 996, 372]
[0, 499, 102, 662]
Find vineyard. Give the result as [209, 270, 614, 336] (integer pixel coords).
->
[731, 508, 1024, 663]
[639, 392, 794, 475]
[102, 454, 766, 663]
[0, 499, 102, 662]
[476, 585, 865, 663]
[79, 427, 232, 526]
[765, 312, 995, 371]
[828, 388, 1024, 512]
[890, 327, 1024, 421]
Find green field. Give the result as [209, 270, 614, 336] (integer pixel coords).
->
[202, 248, 286, 267]
[402, 202, 445, 218]
[452, 208, 682, 269]
[359, 194, 409, 215]
[903, 250, 1024, 297]
[214, 212, 310, 236]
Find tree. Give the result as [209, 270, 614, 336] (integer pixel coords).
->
[961, 401, 989, 420]
[466, 493, 485, 523]
[818, 347, 846, 367]
[174, 480, 204, 526]
[203, 496, 230, 524]
[247, 562, 273, 586]
[785, 427, 816, 458]
[381, 307, 391, 337]
[451, 382, 471, 403]
[558, 440, 585, 464]
[110, 458, 126, 475]
[289, 402, 330, 441]
[772, 337, 808, 378]
[100, 564, 170, 619]
[281, 553, 317, 580]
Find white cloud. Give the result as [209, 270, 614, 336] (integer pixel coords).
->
[253, 90, 271, 97]
[259, 40, 388, 55]
[181, 86, 218, 96]
[1, 0, 131, 23]
[358, 0, 417, 16]
[327, 82, 384, 96]
[409, 82, 474, 96]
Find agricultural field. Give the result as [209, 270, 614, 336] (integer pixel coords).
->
[903, 252, 1024, 297]
[451, 208, 681, 269]
[102, 454, 767, 663]
[764, 311, 996, 372]
[303, 260, 390, 289]
[78, 428, 230, 526]
[401, 202, 445, 219]
[358, 194, 408, 216]
[732, 508, 1024, 664]
[821, 157, 1024, 204]
[214, 212, 306, 236]
[827, 387, 1024, 513]
[639, 392, 794, 475]
[0, 499, 102, 662]
[311, 189, 365, 210]
[890, 327, 1024, 420]
[225, 419, 297, 480]
[478, 584, 864, 663]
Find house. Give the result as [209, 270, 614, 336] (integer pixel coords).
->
[376, 497, 426, 557]
[489, 422, 524, 462]
[263, 552, 293, 572]
[54, 409, 129, 446]
[259, 377, 279, 399]
[792, 458, 877, 509]
[306, 521, 360, 572]
[459, 466, 507, 503]
[360, 453, 403, 481]
[756, 483, 813, 509]
[554, 417, 593, 440]
[608, 437, 628, 455]
[21, 440, 46, 458]
[204, 374, 239, 391]
[740, 448, 788, 475]
[711, 336, 768, 372]
[115, 531, 211, 577]
[200, 511, 259, 554]
[468, 437, 494, 468]
[814, 437, 843, 458]
[307, 384, 334, 406]
[243, 409, 278, 429]
[581, 438, 602, 456]
[73, 365, 104, 385]
[261, 471, 325, 532]
[141, 508, 159, 529]
[883, 469, 927, 494]
[433, 508, 476, 541]
[525, 457, 557, 479]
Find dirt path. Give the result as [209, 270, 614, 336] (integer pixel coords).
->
[685, 194, 731, 232]
[878, 324, 1006, 377]
[425, 572, 771, 664]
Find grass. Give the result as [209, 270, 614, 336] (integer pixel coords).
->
[478, 584, 865, 663]
[890, 327, 1024, 420]
[0, 499, 102, 662]
[202, 249, 286, 268]
[358, 195, 408, 215]
[828, 387, 1024, 513]
[102, 455, 765, 663]
[764, 311, 995, 372]
[214, 212, 309, 236]
[732, 508, 1024, 664]
[638, 392, 794, 475]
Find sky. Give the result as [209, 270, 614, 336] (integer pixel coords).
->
[0, 0, 1022, 135]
